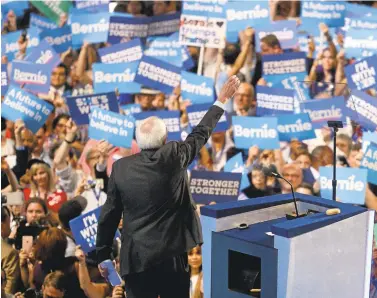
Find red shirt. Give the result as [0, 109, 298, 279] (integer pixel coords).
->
[23, 188, 67, 213]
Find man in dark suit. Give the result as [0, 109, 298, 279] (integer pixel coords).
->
[96, 76, 240, 298]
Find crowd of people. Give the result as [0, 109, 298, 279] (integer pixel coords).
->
[1, 0, 377, 297]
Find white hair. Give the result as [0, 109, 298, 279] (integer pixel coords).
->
[136, 116, 167, 149]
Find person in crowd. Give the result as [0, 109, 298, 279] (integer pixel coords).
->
[347, 143, 363, 168]
[336, 134, 353, 157]
[280, 163, 303, 194]
[295, 152, 312, 170]
[22, 162, 67, 214]
[30, 126, 51, 166]
[188, 246, 203, 298]
[152, 93, 166, 110]
[1, 206, 21, 294]
[296, 183, 315, 196]
[126, 0, 145, 16]
[310, 145, 333, 178]
[230, 82, 256, 117]
[242, 164, 276, 199]
[153, 0, 171, 16]
[135, 88, 160, 111]
[208, 132, 239, 171]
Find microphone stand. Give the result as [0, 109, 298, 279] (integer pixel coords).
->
[327, 121, 343, 201]
[271, 172, 305, 220]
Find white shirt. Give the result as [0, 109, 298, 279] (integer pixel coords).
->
[190, 274, 200, 298]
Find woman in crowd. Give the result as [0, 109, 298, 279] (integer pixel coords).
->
[188, 246, 203, 298]
[22, 162, 67, 214]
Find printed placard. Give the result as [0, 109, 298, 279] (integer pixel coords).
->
[186, 104, 229, 133]
[74, 0, 109, 12]
[98, 38, 143, 64]
[92, 62, 141, 94]
[255, 20, 297, 51]
[121, 103, 141, 116]
[2, 28, 40, 61]
[39, 25, 72, 54]
[2, 85, 54, 133]
[88, 107, 135, 148]
[30, 0, 73, 23]
[277, 113, 316, 141]
[71, 12, 110, 46]
[344, 55, 377, 91]
[190, 170, 242, 204]
[344, 28, 377, 59]
[1, 64, 8, 94]
[133, 110, 181, 141]
[345, 90, 377, 132]
[30, 13, 58, 30]
[256, 86, 295, 116]
[69, 206, 120, 253]
[181, 71, 215, 105]
[262, 51, 307, 76]
[301, 1, 346, 27]
[300, 96, 347, 129]
[147, 12, 180, 36]
[11, 61, 52, 94]
[67, 92, 119, 125]
[360, 142, 377, 185]
[226, 1, 269, 40]
[319, 167, 367, 204]
[25, 40, 61, 69]
[223, 152, 250, 191]
[232, 116, 280, 150]
[108, 15, 149, 44]
[134, 56, 181, 94]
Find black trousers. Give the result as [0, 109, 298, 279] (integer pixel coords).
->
[123, 254, 190, 298]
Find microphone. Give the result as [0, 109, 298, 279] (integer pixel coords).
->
[263, 168, 304, 220]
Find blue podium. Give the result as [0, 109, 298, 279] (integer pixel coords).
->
[200, 193, 374, 298]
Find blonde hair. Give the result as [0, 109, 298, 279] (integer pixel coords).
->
[29, 163, 55, 193]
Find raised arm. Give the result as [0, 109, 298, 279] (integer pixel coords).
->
[178, 76, 240, 168]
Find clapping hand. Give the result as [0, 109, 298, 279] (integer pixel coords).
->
[218, 75, 241, 104]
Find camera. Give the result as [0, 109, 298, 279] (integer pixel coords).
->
[1, 191, 24, 206]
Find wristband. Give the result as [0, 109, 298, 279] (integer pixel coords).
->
[64, 135, 76, 144]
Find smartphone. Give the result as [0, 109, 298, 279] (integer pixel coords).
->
[22, 235, 33, 254]
[2, 191, 24, 205]
[99, 260, 122, 286]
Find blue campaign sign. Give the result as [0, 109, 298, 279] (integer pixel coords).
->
[256, 85, 295, 116]
[360, 143, 377, 185]
[92, 62, 141, 94]
[319, 167, 367, 204]
[24, 40, 61, 69]
[223, 152, 250, 191]
[71, 12, 110, 46]
[225, 1, 269, 38]
[1, 64, 8, 94]
[108, 15, 149, 44]
[2, 27, 40, 61]
[1, 0, 28, 17]
[98, 38, 143, 64]
[181, 71, 215, 105]
[262, 51, 307, 77]
[301, 0, 346, 27]
[345, 2, 377, 18]
[69, 206, 120, 253]
[11, 61, 52, 94]
[39, 25, 72, 54]
[364, 132, 377, 145]
[232, 116, 280, 150]
[343, 11, 377, 32]
[277, 113, 316, 142]
[300, 96, 346, 129]
[74, 0, 109, 12]
[345, 90, 377, 132]
[121, 103, 141, 116]
[344, 28, 377, 59]
[186, 104, 229, 133]
[344, 55, 377, 91]
[182, 0, 226, 18]
[190, 170, 242, 204]
[182, 46, 195, 70]
[67, 92, 119, 125]
[255, 20, 297, 51]
[133, 110, 181, 141]
[2, 85, 54, 133]
[148, 12, 181, 36]
[88, 107, 135, 148]
[30, 13, 58, 30]
[134, 56, 181, 94]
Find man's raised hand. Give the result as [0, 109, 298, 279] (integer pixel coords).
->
[218, 75, 241, 104]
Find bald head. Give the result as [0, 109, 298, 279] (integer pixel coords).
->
[136, 116, 167, 150]
[234, 82, 255, 111]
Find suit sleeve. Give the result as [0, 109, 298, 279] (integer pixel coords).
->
[96, 164, 122, 264]
[3, 248, 20, 294]
[178, 104, 224, 168]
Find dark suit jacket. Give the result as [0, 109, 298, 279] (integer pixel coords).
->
[96, 105, 224, 276]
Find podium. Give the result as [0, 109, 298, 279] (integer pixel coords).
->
[200, 193, 374, 298]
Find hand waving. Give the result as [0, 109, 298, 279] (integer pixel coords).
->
[218, 75, 241, 104]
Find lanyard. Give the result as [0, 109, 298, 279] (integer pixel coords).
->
[92, 188, 101, 206]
